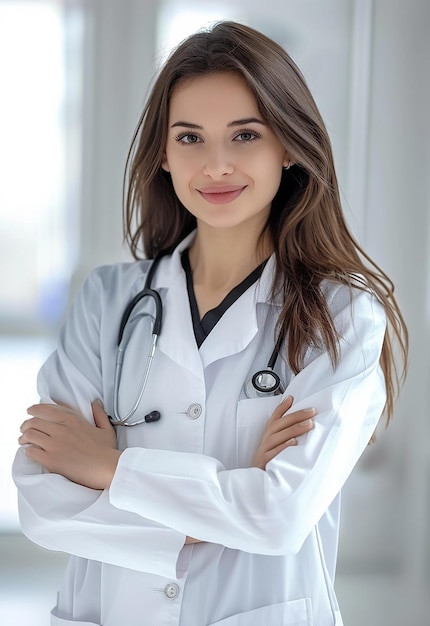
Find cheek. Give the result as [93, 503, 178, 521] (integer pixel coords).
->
[168, 169, 195, 209]
[169, 175, 186, 201]
[253, 155, 283, 188]
[168, 156, 199, 189]
[244, 146, 283, 175]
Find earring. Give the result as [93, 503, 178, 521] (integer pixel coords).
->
[283, 161, 291, 171]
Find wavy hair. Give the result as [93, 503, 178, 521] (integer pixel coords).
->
[124, 21, 408, 422]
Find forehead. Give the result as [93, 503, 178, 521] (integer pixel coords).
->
[168, 72, 260, 122]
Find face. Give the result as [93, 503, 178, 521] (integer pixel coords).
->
[161, 72, 289, 233]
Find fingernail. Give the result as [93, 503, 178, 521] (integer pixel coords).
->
[300, 419, 313, 426]
[284, 395, 293, 402]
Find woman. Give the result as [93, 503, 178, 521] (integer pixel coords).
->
[13, 21, 407, 626]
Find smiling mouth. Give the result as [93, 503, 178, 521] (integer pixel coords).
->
[197, 186, 246, 204]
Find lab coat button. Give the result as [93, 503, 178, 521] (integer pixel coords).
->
[187, 403, 202, 419]
[164, 583, 180, 599]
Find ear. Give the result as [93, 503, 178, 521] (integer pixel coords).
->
[161, 153, 170, 172]
[282, 153, 292, 169]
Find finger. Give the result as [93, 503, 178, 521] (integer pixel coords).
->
[20, 416, 60, 435]
[92, 400, 113, 430]
[267, 395, 294, 424]
[262, 438, 297, 465]
[265, 418, 314, 450]
[18, 428, 51, 449]
[26, 403, 77, 421]
[269, 408, 316, 435]
[24, 444, 50, 467]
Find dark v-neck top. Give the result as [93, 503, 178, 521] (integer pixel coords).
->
[181, 249, 267, 348]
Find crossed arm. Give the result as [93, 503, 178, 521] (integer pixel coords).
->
[18, 395, 314, 546]
[18, 395, 315, 489]
[13, 271, 386, 573]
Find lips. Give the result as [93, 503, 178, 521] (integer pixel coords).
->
[197, 185, 246, 204]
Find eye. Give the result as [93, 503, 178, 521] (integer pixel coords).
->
[234, 130, 260, 142]
[174, 133, 202, 144]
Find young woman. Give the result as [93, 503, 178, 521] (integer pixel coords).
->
[13, 21, 407, 626]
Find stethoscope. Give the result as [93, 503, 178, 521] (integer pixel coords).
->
[110, 255, 284, 427]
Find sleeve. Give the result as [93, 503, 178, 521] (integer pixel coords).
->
[12, 267, 186, 579]
[109, 287, 387, 555]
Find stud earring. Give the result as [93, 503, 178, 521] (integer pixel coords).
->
[283, 161, 291, 171]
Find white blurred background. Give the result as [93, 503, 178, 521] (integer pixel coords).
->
[0, 0, 429, 624]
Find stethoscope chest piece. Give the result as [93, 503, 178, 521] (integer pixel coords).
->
[245, 368, 283, 398]
[244, 338, 284, 398]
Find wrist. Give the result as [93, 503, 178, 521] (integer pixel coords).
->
[105, 449, 122, 489]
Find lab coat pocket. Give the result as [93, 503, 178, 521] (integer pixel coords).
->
[51, 611, 101, 626]
[236, 395, 282, 468]
[208, 597, 312, 625]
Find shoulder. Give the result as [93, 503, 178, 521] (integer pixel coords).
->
[299, 279, 387, 370]
[80, 260, 152, 303]
[87, 259, 151, 289]
[61, 261, 152, 329]
[321, 277, 386, 337]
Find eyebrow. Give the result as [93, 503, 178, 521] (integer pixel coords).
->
[170, 117, 266, 129]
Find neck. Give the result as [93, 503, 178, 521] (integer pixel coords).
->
[188, 222, 272, 292]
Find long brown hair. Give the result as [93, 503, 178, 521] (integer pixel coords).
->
[124, 21, 408, 422]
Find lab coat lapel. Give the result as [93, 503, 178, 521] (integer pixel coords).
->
[157, 274, 203, 378]
[198, 287, 258, 367]
[199, 255, 277, 368]
[152, 234, 278, 373]
[152, 233, 203, 379]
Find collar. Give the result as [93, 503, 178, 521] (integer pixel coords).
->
[151, 231, 282, 372]
[151, 231, 197, 290]
[152, 229, 280, 307]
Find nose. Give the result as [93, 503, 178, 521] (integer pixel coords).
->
[202, 145, 234, 178]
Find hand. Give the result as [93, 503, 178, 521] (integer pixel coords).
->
[19, 401, 120, 490]
[185, 396, 315, 545]
[252, 395, 315, 469]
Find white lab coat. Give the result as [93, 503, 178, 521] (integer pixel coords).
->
[13, 231, 387, 626]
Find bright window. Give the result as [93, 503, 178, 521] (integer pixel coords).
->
[0, 0, 84, 529]
[0, 0, 83, 331]
[156, 1, 235, 65]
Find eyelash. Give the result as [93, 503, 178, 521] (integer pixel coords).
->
[174, 129, 261, 144]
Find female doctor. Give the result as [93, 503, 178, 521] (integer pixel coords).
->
[13, 21, 408, 626]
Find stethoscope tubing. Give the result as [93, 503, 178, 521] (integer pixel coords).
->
[111, 255, 164, 426]
[117, 273, 163, 345]
[113, 332, 159, 425]
[111, 253, 284, 424]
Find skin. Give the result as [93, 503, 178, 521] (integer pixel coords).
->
[161, 72, 292, 316]
[19, 72, 315, 542]
[20, 401, 120, 490]
[19, 397, 314, 490]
